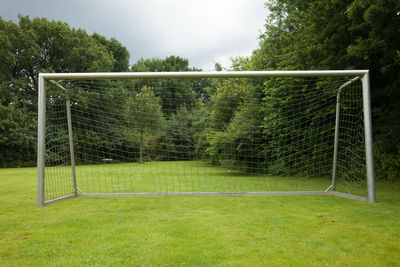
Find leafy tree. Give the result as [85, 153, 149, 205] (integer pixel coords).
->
[206, 76, 265, 171]
[209, 79, 247, 130]
[214, 62, 223, 71]
[125, 86, 164, 163]
[160, 107, 195, 160]
[130, 56, 212, 114]
[91, 33, 130, 72]
[0, 103, 36, 167]
[67, 80, 133, 164]
[0, 15, 130, 167]
[158, 103, 211, 161]
[252, 0, 400, 180]
[191, 103, 212, 159]
[206, 78, 249, 165]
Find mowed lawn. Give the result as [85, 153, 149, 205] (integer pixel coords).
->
[0, 166, 399, 266]
[46, 161, 367, 198]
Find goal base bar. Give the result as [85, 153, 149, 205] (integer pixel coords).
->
[80, 191, 369, 202]
[80, 191, 328, 197]
[40, 191, 369, 206]
[330, 191, 369, 202]
[42, 194, 77, 206]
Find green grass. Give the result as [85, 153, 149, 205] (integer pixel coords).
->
[1, 165, 400, 266]
[46, 161, 364, 200]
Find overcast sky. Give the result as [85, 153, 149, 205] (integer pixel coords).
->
[1, 0, 267, 70]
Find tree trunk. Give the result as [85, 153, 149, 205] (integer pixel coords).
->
[139, 131, 143, 163]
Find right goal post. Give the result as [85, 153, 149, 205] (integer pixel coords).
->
[37, 70, 375, 206]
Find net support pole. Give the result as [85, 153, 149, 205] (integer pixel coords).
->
[331, 93, 341, 191]
[37, 75, 46, 207]
[66, 96, 78, 195]
[361, 72, 376, 203]
[331, 77, 360, 191]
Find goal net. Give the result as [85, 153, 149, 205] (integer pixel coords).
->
[37, 71, 375, 206]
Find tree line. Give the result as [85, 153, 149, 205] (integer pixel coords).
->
[251, 0, 400, 181]
[0, 0, 399, 182]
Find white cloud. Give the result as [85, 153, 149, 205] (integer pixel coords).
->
[1, 0, 267, 70]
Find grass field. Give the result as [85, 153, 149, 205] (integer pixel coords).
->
[45, 161, 366, 201]
[1, 165, 400, 266]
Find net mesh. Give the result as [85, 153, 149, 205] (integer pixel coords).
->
[44, 76, 366, 201]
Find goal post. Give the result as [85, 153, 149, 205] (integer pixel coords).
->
[361, 72, 375, 203]
[37, 70, 375, 206]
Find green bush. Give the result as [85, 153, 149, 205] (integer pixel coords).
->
[374, 140, 400, 182]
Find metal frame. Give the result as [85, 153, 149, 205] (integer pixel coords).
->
[37, 75, 46, 206]
[79, 191, 368, 202]
[37, 70, 375, 206]
[331, 77, 360, 191]
[48, 81, 78, 197]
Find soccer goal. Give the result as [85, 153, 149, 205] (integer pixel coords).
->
[37, 70, 375, 206]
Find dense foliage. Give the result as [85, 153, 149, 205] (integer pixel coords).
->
[250, 0, 400, 181]
[125, 86, 164, 163]
[1, 0, 399, 182]
[0, 15, 130, 167]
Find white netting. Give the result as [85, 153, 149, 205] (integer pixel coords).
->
[44, 76, 366, 202]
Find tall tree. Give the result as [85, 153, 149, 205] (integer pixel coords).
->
[252, 0, 400, 180]
[0, 15, 130, 167]
[125, 86, 164, 163]
[91, 33, 130, 72]
[130, 56, 211, 114]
